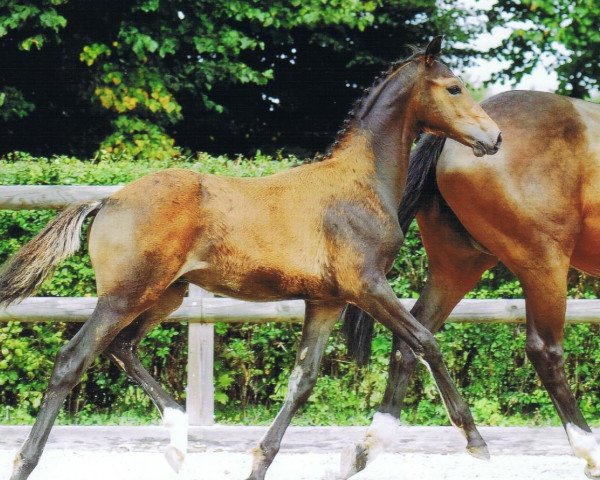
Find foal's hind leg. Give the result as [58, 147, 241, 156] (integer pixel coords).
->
[10, 295, 151, 480]
[516, 254, 600, 479]
[247, 301, 343, 480]
[105, 281, 189, 472]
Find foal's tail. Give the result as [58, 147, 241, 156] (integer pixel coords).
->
[0, 200, 104, 306]
[342, 134, 447, 365]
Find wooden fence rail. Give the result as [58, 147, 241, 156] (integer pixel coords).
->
[3, 297, 600, 324]
[2, 185, 600, 426]
[0, 185, 121, 209]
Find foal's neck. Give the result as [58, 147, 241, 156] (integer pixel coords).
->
[369, 122, 415, 211]
[328, 65, 419, 211]
[328, 121, 416, 212]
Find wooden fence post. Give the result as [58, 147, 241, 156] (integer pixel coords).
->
[186, 284, 215, 425]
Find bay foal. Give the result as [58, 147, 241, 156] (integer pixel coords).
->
[344, 90, 600, 479]
[0, 37, 501, 480]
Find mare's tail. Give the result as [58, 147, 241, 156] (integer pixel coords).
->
[341, 134, 447, 365]
[0, 200, 104, 306]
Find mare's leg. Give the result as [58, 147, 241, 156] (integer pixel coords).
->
[380, 208, 498, 418]
[351, 277, 487, 460]
[341, 205, 498, 478]
[247, 301, 343, 480]
[105, 280, 188, 472]
[517, 254, 600, 479]
[10, 295, 152, 480]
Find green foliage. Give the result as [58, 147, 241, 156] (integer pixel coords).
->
[0, 86, 35, 121]
[0, 2, 67, 44]
[100, 117, 180, 161]
[1, 152, 600, 426]
[0, 0, 377, 156]
[488, 0, 600, 97]
[0, 1, 484, 157]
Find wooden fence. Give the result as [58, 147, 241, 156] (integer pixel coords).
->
[1, 186, 600, 425]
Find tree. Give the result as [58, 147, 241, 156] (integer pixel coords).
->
[488, 0, 600, 98]
[0, 1, 482, 157]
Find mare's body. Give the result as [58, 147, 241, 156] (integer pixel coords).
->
[344, 90, 600, 479]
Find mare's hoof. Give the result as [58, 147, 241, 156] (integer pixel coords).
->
[165, 444, 186, 473]
[467, 443, 490, 461]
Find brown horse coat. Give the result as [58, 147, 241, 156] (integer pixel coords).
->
[1, 38, 502, 480]
[345, 90, 600, 479]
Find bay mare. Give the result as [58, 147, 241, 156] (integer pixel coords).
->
[0, 38, 501, 480]
[343, 90, 600, 480]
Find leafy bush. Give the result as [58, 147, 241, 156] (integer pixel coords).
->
[0, 151, 599, 426]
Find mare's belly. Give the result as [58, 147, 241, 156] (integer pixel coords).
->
[571, 216, 600, 276]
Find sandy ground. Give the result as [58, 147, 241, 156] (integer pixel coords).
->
[0, 450, 587, 480]
[0, 426, 593, 480]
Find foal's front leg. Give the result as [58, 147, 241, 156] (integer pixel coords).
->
[341, 236, 497, 477]
[246, 301, 343, 480]
[352, 278, 487, 456]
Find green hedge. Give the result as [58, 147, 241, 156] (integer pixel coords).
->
[0, 151, 599, 426]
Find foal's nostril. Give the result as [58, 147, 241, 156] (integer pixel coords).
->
[495, 132, 503, 148]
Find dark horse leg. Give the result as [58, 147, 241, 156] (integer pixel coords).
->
[247, 301, 343, 480]
[352, 276, 487, 458]
[516, 251, 600, 479]
[105, 281, 188, 472]
[341, 208, 498, 479]
[10, 295, 150, 480]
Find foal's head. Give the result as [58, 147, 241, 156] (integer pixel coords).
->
[359, 36, 502, 157]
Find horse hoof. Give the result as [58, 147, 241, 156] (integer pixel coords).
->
[339, 443, 366, 479]
[165, 445, 185, 473]
[467, 443, 490, 461]
[244, 474, 263, 480]
[585, 465, 600, 479]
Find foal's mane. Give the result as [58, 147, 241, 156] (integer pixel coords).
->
[311, 47, 425, 162]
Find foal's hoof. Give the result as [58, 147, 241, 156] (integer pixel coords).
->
[244, 474, 264, 480]
[585, 465, 600, 479]
[467, 443, 490, 461]
[165, 445, 186, 473]
[339, 443, 369, 479]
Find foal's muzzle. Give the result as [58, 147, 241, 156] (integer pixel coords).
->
[473, 132, 502, 157]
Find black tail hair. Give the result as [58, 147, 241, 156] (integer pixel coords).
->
[340, 303, 375, 366]
[341, 134, 447, 365]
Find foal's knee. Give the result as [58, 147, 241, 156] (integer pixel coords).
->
[525, 337, 564, 365]
[412, 330, 442, 364]
[397, 345, 418, 371]
[525, 337, 564, 382]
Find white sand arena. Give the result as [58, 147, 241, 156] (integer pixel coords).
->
[0, 425, 594, 479]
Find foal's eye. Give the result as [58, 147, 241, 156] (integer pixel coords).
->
[447, 85, 462, 95]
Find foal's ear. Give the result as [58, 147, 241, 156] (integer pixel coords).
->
[424, 35, 444, 66]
